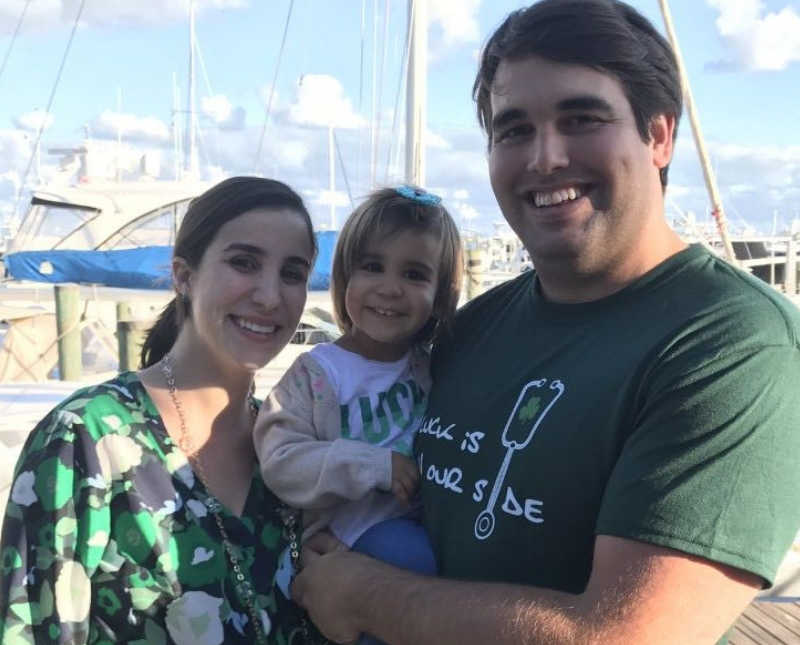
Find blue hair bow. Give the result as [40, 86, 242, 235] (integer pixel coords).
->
[395, 185, 442, 206]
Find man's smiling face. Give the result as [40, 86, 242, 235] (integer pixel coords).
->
[488, 55, 673, 278]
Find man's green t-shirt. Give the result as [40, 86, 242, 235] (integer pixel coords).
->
[417, 245, 800, 600]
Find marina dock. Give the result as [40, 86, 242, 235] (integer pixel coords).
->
[731, 600, 800, 644]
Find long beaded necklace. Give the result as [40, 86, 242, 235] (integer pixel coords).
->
[160, 353, 304, 645]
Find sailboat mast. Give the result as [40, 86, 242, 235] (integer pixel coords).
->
[185, 0, 199, 178]
[172, 72, 182, 181]
[658, 0, 736, 263]
[328, 124, 336, 229]
[405, 0, 427, 186]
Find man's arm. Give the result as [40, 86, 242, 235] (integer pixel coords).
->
[292, 534, 761, 644]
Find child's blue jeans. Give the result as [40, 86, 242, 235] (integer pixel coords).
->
[351, 516, 437, 645]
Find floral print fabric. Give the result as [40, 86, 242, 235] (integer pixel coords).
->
[0, 372, 307, 644]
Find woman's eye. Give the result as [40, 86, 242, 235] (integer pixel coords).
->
[361, 261, 383, 273]
[228, 256, 258, 272]
[281, 267, 308, 284]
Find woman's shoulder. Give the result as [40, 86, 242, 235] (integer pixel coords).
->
[23, 372, 159, 454]
[52, 372, 154, 420]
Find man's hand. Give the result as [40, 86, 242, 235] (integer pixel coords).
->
[391, 452, 419, 504]
[293, 545, 382, 643]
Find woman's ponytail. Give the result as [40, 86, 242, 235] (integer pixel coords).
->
[140, 297, 181, 368]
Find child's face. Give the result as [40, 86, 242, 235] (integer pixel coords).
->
[342, 228, 442, 361]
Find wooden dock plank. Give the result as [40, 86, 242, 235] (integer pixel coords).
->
[730, 601, 800, 645]
[734, 613, 785, 644]
[749, 603, 800, 642]
[728, 629, 762, 645]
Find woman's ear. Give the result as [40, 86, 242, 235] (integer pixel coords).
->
[172, 257, 193, 298]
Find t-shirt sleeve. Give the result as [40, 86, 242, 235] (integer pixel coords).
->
[0, 394, 111, 643]
[596, 338, 800, 587]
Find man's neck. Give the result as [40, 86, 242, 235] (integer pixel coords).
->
[534, 227, 687, 304]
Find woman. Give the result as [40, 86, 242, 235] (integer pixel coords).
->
[0, 177, 320, 644]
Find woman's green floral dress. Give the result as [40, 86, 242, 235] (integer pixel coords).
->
[0, 372, 309, 644]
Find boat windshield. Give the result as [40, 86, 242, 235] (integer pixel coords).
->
[96, 199, 191, 250]
[11, 201, 101, 252]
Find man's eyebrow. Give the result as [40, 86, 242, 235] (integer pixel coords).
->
[557, 95, 615, 114]
[490, 108, 526, 132]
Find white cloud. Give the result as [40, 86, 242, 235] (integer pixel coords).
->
[312, 189, 350, 208]
[425, 128, 451, 150]
[275, 139, 311, 169]
[201, 95, 232, 124]
[429, 0, 480, 47]
[200, 94, 246, 130]
[0, 0, 249, 33]
[202, 125, 312, 174]
[668, 135, 800, 230]
[89, 110, 170, 144]
[257, 84, 280, 112]
[665, 184, 693, 200]
[0, 129, 32, 174]
[453, 201, 480, 221]
[430, 148, 488, 184]
[14, 110, 54, 133]
[288, 75, 366, 129]
[707, 0, 800, 70]
[0, 1, 60, 34]
[453, 188, 469, 200]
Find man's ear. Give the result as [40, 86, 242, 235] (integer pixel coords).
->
[649, 114, 676, 170]
[172, 256, 193, 297]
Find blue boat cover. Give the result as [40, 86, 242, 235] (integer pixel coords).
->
[4, 231, 338, 291]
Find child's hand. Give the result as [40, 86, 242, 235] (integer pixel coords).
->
[391, 452, 419, 504]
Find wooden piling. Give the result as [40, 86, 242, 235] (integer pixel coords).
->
[54, 285, 81, 381]
[466, 247, 487, 301]
[786, 235, 798, 296]
[116, 302, 146, 372]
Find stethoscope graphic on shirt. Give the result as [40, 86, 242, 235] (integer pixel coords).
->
[474, 378, 565, 541]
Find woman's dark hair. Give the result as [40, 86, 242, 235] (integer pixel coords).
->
[473, 0, 682, 189]
[140, 176, 316, 368]
[331, 186, 463, 346]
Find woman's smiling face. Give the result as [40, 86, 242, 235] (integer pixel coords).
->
[176, 207, 315, 372]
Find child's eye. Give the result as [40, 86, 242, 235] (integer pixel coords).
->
[360, 261, 383, 273]
[228, 255, 259, 272]
[404, 269, 429, 282]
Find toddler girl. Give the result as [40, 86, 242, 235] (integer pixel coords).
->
[255, 185, 462, 589]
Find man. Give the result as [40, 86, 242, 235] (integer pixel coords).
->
[292, 1, 800, 643]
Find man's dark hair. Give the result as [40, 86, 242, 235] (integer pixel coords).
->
[473, 0, 682, 188]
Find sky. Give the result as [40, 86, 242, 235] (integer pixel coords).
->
[0, 0, 799, 239]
